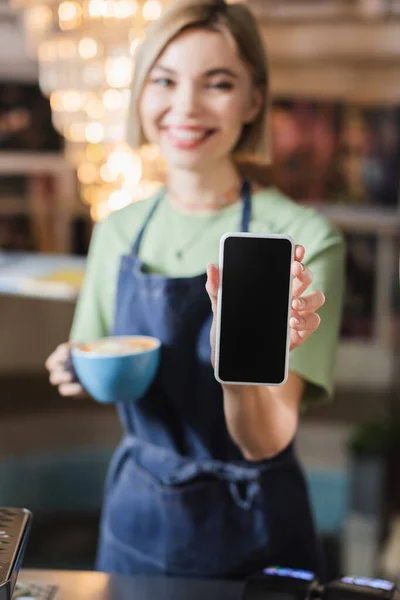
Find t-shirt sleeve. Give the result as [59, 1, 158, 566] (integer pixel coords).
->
[69, 221, 110, 343]
[289, 234, 346, 407]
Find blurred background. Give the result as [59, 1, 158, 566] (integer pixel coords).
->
[0, 0, 399, 582]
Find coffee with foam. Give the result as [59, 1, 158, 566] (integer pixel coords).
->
[79, 337, 157, 355]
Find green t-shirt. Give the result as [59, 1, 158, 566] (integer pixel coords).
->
[70, 187, 345, 406]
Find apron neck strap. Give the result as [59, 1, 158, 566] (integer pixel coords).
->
[240, 179, 252, 232]
[131, 179, 252, 255]
[131, 189, 164, 256]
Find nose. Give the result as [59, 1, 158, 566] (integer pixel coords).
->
[172, 81, 200, 117]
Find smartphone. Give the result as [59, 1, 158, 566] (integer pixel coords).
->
[214, 233, 294, 386]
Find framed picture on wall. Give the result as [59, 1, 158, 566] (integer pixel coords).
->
[331, 105, 400, 208]
[271, 99, 400, 209]
[270, 98, 341, 203]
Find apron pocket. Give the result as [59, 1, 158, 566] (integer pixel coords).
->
[102, 439, 321, 578]
[105, 447, 270, 577]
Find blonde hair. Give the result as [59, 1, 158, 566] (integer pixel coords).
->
[126, 0, 270, 164]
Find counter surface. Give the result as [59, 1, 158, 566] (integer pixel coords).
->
[20, 569, 244, 600]
[0, 252, 85, 300]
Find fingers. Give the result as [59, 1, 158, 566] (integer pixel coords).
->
[46, 341, 84, 398]
[205, 264, 220, 314]
[289, 288, 325, 351]
[291, 261, 313, 297]
[58, 382, 86, 398]
[49, 369, 75, 386]
[289, 311, 322, 351]
[290, 311, 321, 333]
[45, 342, 71, 371]
[290, 327, 313, 351]
[294, 244, 305, 263]
[292, 290, 325, 314]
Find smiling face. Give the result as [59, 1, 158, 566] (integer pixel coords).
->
[138, 28, 262, 173]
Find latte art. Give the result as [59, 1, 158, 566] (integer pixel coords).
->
[79, 337, 158, 355]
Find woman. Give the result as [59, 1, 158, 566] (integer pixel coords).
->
[46, 0, 345, 580]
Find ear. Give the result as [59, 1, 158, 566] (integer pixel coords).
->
[243, 87, 263, 125]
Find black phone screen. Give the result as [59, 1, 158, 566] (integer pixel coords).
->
[216, 235, 293, 385]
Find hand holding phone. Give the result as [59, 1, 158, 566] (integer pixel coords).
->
[214, 233, 294, 386]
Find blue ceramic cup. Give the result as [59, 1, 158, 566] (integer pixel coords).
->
[71, 335, 161, 404]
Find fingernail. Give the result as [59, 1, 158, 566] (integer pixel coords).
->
[291, 317, 300, 327]
[292, 298, 302, 310]
[301, 263, 305, 271]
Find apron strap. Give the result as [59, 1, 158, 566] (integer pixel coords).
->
[132, 179, 252, 255]
[240, 179, 252, 232]
[131, 189, 164, 255]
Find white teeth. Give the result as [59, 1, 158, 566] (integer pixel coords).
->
[169, 129, 206, 141]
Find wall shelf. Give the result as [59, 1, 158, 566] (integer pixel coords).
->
[0, 151, 81, 254]
[256, 16, 400, 102]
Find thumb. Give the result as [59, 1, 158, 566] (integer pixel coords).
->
[205, 264, 220, 314]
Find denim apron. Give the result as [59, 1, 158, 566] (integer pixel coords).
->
[96, 182, 324, 579]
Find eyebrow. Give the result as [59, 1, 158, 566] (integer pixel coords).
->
[152, 65, 239, 78]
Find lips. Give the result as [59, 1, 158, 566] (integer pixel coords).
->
[162, 126, 216, 149]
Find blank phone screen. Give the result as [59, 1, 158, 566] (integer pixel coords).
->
[217, 235, 293, 385]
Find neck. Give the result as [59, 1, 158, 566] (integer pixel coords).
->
[166, 160, 242, 214]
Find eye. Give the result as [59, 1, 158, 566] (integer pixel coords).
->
[206, 81, 234, 91]
[151, 77, 174, 88]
